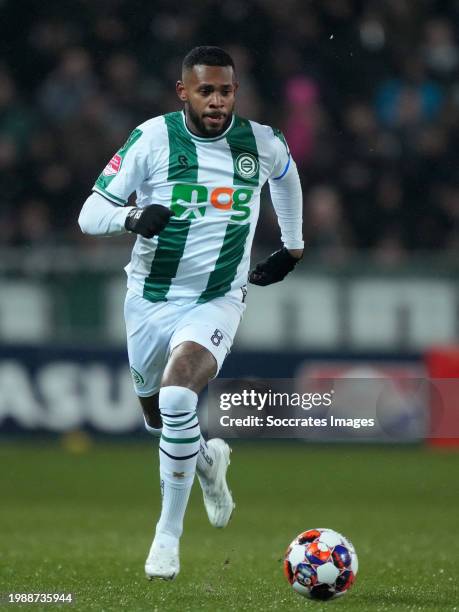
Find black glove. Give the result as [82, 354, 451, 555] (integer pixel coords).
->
[249, 247, 301, 286]
[125, 205, 173, 238]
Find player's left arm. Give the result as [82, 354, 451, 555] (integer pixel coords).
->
[249, 131, 304, 286]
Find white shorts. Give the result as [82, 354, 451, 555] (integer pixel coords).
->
[124, 289, 246, 397]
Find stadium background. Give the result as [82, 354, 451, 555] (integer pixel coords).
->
[1, 1, 458, 610]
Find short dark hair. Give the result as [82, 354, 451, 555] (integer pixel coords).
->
[182, 46, 235, 73]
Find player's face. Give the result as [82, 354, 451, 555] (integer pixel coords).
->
[177, 65, 238, 137]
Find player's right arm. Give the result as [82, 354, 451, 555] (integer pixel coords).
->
[78, 193, 172, 238]
[78, 191, 134, 236]
[78, 125, 172, 238]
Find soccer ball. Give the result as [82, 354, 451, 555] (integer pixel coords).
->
[284, 528, 358, 601]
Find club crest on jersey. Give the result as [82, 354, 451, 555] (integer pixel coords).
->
[235, 153, 258, 179]
[103, 153, 122, 176]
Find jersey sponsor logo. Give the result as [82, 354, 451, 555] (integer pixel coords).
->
[171, 184, 207, 220]
[171, 183, 253, 222]
[235, 153, 258, 179]
[103, 153, 122, 176]
[130, 366, 144, 386]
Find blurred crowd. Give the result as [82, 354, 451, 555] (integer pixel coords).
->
[1, 0, 458, 261]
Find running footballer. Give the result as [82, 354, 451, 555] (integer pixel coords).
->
[78, 46, 303, 580]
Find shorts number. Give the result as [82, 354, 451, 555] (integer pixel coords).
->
[211, 329, 224, 346]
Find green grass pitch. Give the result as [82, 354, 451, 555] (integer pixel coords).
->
[1, 440, 458, 611]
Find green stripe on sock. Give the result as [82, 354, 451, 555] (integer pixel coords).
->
[198, 223, 250, 303]
[164, 112, 198, 182]
[164, 414, 198, 428]
[143, 219, 191, 302]
[226, 116, 259, 187]
[161, 434, 201, 444]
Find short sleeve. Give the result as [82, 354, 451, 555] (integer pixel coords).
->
[270, 128, 291, 181]
[93, 128, 150, 205]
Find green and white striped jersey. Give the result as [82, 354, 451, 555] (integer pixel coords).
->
[93, 111, 292, 305]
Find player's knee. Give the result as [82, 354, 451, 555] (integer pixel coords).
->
[162, 343, 217, 390]
[159, 385, 197, 413]
[159, 386, 199, 428]
[162, 356, 194, 387]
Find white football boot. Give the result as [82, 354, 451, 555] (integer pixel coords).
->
[145, 538, 180, 581]
[197, 438, 235, 528]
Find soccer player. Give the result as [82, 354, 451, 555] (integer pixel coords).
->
[78, 46, 303, 580]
